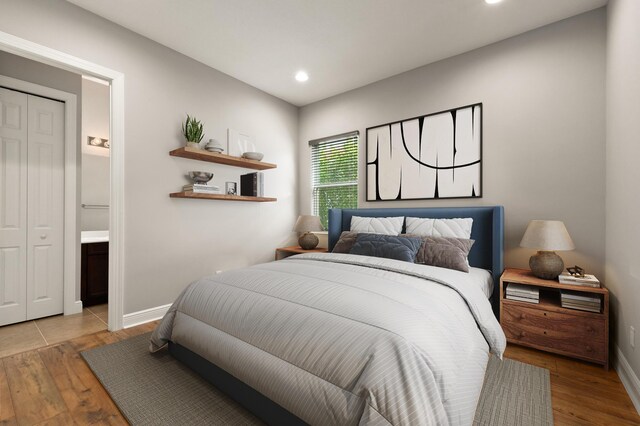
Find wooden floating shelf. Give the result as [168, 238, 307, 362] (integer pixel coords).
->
[169, 147, 277, 170]
[169, 191, 277, 202]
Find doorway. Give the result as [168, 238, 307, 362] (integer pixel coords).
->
[0, 29, 125, 332]
[79, 75, 111, 324]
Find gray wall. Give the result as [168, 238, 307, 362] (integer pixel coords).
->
[0, 0, 299, 315]
[299, 10, 606, 278]
[606, 0, 640, 382]
[81, 78, 110, 231]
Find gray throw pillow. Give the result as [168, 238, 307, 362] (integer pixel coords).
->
[404, 234, 475, 272]
[349, 234, 422, 263]
[332, 231, 358, 253]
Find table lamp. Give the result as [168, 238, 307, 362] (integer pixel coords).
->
[520, 220, 575, 280]
[293, 215, 323, 250]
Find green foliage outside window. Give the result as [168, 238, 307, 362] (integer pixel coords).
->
[311, 136, 358, 229]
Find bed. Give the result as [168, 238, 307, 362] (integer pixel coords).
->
[150, 206, 505, 425]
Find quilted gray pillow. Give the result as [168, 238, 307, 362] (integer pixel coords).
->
[404, 234, 475, 272]
[350, 234, 422, 263]
[332, 231, 358, 253]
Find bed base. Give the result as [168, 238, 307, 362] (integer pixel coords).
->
[168, 342, 307, 426]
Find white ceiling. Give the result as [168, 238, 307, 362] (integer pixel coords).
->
[67, 0, 606, 106]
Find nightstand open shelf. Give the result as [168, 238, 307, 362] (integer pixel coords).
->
[500, 268, 609, 369]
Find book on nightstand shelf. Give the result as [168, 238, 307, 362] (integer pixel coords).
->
[505, 283, 539, 304]
[558, 271, 600, 287]
[561, 290, 601, 313]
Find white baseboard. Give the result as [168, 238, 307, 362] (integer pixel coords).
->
[614, 345, 640, 414]
[123, 304, 171, 329]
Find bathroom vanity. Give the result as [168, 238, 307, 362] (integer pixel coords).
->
[81, 231, 109, 307]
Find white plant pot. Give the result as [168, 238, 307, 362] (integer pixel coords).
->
[186, 142, 200, 149]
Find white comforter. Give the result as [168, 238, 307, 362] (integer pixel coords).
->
[151, 253, 506, 425]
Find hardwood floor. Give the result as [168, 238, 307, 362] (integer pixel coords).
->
[505, 344, 640, 425]
[0, 321, 155, 426]
[0, 323, 638, 425]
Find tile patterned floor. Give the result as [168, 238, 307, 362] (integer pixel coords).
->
[0, 304, 108, 358]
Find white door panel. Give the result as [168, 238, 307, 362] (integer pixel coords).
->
[0, 87, 28, 326]
[26, 95, 64, 320]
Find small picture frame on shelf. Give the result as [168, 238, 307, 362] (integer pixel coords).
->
[225, 181, 238, 195]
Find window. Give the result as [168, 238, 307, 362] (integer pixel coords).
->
[310, 132, 359, 229]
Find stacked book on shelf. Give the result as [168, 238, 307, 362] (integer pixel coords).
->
[506, 283, 539, 304]
[558, 272, 600, 288]
[240, 172, 264, 197]
[561, 290, 601, 313]
[182, 183, 222, 194]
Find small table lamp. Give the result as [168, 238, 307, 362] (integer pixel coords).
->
[520, 220, 575, 280]
[293, 215, 323, 250]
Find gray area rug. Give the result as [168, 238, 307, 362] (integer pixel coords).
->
[82, 333, 553, 425]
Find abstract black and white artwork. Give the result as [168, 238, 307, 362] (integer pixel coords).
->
[366, 103, 482, 201]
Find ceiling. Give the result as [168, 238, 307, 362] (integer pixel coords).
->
[67, 0, 607, 106]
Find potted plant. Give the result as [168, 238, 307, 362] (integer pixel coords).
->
[182, 114, 204, 148]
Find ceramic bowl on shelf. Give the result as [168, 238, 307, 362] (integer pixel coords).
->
[205, 139, 224, 153]
[188, 171, 214, 184]
[242, 151, 264, 161]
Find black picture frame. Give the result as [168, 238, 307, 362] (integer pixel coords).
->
[365, 103, 483, 201]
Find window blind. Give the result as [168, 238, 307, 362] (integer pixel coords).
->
[310, 131, 359, 229]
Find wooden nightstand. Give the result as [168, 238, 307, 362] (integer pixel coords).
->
[275, 246, 328, 260]
[500, 268, 609, 369]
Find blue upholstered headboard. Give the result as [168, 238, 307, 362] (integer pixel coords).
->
[328, 206, 504, 313]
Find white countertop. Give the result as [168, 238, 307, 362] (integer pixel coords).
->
[81, 230, 109, 244]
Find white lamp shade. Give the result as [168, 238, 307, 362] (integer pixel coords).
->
[520, 220, 575, 251]
[293, 215, 323, 232]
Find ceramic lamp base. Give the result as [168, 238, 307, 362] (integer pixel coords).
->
[529, 250, 564, 280]
[298, 232, 319, 250]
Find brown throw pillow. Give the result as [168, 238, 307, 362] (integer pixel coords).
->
[332, 231, 358, 253]
[403, 234, 475, 272]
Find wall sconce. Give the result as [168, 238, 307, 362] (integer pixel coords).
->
[88, 136, 109, 149]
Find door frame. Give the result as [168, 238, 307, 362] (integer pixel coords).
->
[0, 30, 125, 330]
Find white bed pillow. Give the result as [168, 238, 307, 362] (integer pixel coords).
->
[405, 217, 473, 239]
[350, 216, 404, 235]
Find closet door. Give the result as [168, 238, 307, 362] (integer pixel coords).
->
[0, 88, 28, 326]
[26, 94, 64, 320]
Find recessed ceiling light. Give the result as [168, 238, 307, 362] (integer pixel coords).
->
[485, 0, 503, 4]
[295, 71, 309, 82]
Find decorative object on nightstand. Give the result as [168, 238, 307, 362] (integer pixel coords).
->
[520, 220, 575, 280]
[293, 215, 323, 249]
[558, 268, 600, 287]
